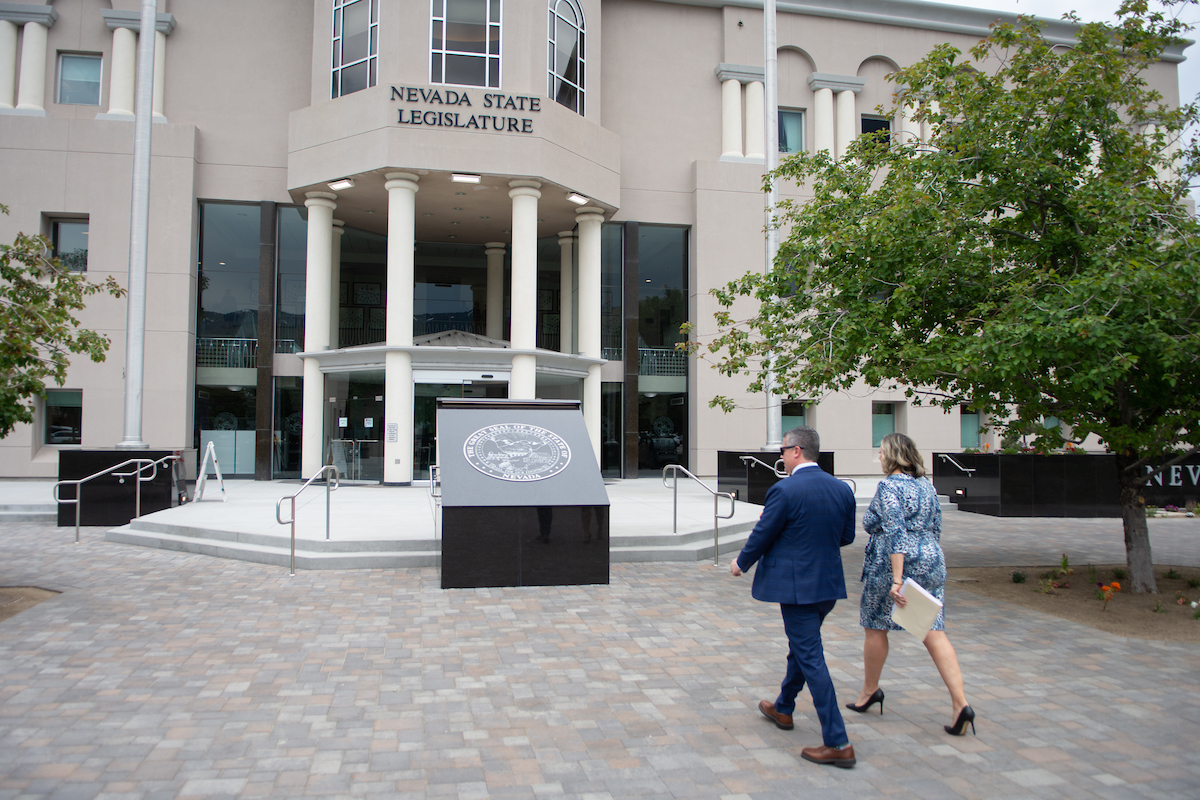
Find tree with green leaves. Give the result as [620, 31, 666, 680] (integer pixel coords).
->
[0, 203, 126, 440]
[692, 1, 1200, 594]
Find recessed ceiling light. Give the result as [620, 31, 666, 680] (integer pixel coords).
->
[448, 234, 457, 239]
[451, 221, 459, 225]
[451, 173, 481, 184]
[567, 192, 588, 205]
[479, 215, 489, 219]
[423, 212, 434, 216]
[328, 178, 355, 191]
[453, 207, 463, 211]
[454, 192, 466, 196]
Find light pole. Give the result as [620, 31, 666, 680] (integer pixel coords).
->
[763, 0, 783, 451]
[116, 0, 157, 450]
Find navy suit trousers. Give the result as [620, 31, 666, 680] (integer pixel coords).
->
[774, 599, 848, 748]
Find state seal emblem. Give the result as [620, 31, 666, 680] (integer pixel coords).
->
[463, 423, 571, 482]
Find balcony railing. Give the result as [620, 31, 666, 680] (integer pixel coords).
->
[639, 347, 687, 376]
[197, 337, 257, 369]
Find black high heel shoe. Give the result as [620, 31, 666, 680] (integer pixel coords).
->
[945, 705, 976, 736]
[845, 688, 885, 714]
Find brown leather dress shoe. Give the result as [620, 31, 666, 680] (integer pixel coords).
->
[800, 744, 856, 768]
[758, 699, 794, 730]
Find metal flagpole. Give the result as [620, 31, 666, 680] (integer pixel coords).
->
[763, 0, 783, 451]
[116, 0, 157, 450]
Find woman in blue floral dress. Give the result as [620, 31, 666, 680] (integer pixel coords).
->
[846, 433, 976, 736]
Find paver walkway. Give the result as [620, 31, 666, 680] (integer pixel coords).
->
[1, 511, 1198, 799]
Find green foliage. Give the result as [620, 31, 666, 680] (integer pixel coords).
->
[0, 203, 125, 439]
[1010, 569, 1027, 583]
[693, 2, 1200, 593]
[697, 2, 1200, 481]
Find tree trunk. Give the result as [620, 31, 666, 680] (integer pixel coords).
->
[1115, 452, 1158, 594]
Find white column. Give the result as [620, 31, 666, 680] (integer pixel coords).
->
[0, 20, 17, 109]
[835, 89, 856, 160]
[384, 172, 419, 484]
[720, 78, 743, 157]
[921, 100, 939, 143]
[15, 21, 47, 111]
[557, 231, 574, 354]
[744, 80, 765, 159]
[106, 26, 136, 116]
[152, 30, 166, 119]
[508, 180, 541, 399]
[485, 242, 506, 340]
[576, 207, 604, 461]
[330, 219, 344, 349]
[813, 86, 834, 155]
[897, 100, 916, 147]
[300, 192, 337, 478]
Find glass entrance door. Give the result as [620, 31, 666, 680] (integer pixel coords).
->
[414, 380, 508, 480]
[325, 369, 385, 482]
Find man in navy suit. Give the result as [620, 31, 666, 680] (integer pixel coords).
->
[731, 426, 857, 768]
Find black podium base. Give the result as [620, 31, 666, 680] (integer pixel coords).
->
[442, 505, 609, 589]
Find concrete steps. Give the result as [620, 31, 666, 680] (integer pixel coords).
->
[100, 490, 958, 571]
[0, 503, 58, 524]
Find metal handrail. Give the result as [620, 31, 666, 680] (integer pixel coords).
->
[740, 454, 788, 478]
[275, 465, 340, 576]
[52, 456, 178, 544]
[428, 464, 441, 499]
[938, 454, 977, 476]
[740, 455, 857, 494]
[662, 464, 736, 565]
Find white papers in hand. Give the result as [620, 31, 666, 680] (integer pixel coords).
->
[890, 578, 944, 642]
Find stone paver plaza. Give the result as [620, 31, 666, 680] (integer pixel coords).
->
[1, 507, 1198, 799]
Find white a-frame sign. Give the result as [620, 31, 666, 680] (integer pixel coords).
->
[195, 440, 227, 502]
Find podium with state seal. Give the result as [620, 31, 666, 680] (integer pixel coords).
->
[435, 398, 610, 589]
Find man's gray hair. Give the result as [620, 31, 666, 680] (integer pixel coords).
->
[783, 426, 820, 460]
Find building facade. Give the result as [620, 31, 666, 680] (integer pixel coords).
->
[0, 0, 1185, 482]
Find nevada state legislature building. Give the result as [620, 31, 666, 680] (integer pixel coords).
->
[0, 0, 1186, 483]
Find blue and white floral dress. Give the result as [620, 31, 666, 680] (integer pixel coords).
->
[860, 472, 946, 631]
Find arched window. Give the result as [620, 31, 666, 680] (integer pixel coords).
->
[332, 0, 378, 98]
[548, 0, 584, 114]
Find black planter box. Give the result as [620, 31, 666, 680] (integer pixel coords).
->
[717, 450, 836, 505]
[57, 449, 189, 527]
[932, 453, 1200, 517]
[437, 399, 610, 589]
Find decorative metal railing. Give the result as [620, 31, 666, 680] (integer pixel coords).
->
[196, 337, 257, 368]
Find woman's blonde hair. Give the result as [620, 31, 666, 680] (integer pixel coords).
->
[880, 432, 926, 477]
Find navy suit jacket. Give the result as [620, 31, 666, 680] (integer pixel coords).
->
[735, 464, 856, 605]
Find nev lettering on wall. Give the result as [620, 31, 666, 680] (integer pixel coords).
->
[391, 86, 539, 134]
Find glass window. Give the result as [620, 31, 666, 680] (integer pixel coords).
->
[432, 0, 500, 88]
[198, 202, 261, 344]
[333, 0, 378, 98]
[638, 226, 687, 351]
[273, 376, 303, 479]
[601, 382, 621, 478]
[960, 404, 981, 449]
[782, 400, 807, 432]
[339, 226, 387, 347]
[548, 0, 585, 114]
[51, 220, 88, 272]
[57, 54, 101, 105]
[600, 223, 622, 362]
[862, 116, 891, 143]
[276, 206, 308, 353]
[44, 389, 82, 445]
[872, 402, 895, 447]
[779, 108, 804, 154]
